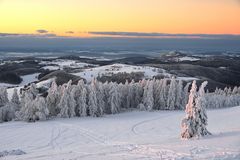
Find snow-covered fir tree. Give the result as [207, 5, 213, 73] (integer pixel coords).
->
[88, 80, 102, 117]
[58, 80, 76, 118]
[143, 80, 154, 111]
[72, 80, 88, 117]
[109, 83, 121, 114]
[167, 77, 177, 110]
[195, 81, 211, 136]
[46, 80, 60, 116]
[11, 88, 21, 111]
[33, 95, 49, 121]
[181, 80, 211, 139]
[0, 87, 9, 107]
[176, 80, 183, 109]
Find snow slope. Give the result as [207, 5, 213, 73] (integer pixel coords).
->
[1, 106, 240, 160]
[40, 59, 97, 70]
[0, 73, 40, 88]
[73, 63, 171, 82]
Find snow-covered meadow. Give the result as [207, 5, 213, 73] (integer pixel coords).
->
[0, 106, 240, 160]
[73, 63, 197, 83]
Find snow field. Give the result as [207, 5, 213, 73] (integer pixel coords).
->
[0, 106, 240, 160]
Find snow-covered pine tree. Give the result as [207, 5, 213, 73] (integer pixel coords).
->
[0, 87, 9, 107]
[167, 77, 177, 110]
[95, 81, 104, 116]
[16, 91, 35, 122]
[58, 81, 76, 118]
[134, 81, 144, 109]
[181, 80, 211, 139]
[153, 79, 162, 110]
[176, 80, 183, 109]
[182, 82, 191, 108]
[0, 102, 15, 122]
[158, 79, 168, 110]
[34, 95, 49, 121]
[88, 80, 101, 117]
[195, 81, 211, 137]
[46, 80, 60, 116]
[11, 88, 20, 111]
[129, 80, 136, 108]
[109, 83, 121, 114]
[143, 80, 154, 111]
[72, 80, 88, 117]
[181, 80, 198, 139]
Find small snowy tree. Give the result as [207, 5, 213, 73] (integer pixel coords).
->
[195, 81, 211, 136]
[181, 81, 211, 139]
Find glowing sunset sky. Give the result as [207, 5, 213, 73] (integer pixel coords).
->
[0, 0, 240, 37]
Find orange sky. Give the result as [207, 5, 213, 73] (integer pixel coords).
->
[0, 0, 240, 37]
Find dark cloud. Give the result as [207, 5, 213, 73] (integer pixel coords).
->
[0, 32, 56, 38]
[0, 33, 21, 37]
[66, 31, 74, 34]
[89, 31, 240, 39]
[36, 29, 49, 34]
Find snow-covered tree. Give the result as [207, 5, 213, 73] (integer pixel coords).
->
[11, 88, 20, 110]
[181, 80, 211, 139]
[33, 96, 49, 121]
[109, 84, 121, 114]
[0, 102, 15, 122]
[167, 77, 177, 110]
[183, 82, 191, 107]
[195, 81, 211, 136]
[176, 80, 183, 109]
[88, 81, 102, 117]
[46, 80, 60, 116]
[95, 81, 104, 116]
[16, 91, 35, 122]
[58, 81, 76, 118]
[143, 80, 154, 111]
[0, 87, 9, 107]
[72, 80, 88, 117]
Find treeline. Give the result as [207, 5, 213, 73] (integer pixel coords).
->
[0, 78, 240, 122]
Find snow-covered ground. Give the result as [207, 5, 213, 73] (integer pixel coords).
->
[73, 63, 171, 82]
[73, 63, 198, 83]
[0, 73, 40, 88]
[178, 57, 200, 62]
[1, 106, 239, 160]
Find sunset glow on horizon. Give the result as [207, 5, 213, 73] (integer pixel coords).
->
[0, 0, 240, 37]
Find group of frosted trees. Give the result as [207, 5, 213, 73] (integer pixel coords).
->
[0, 78, 240, 123]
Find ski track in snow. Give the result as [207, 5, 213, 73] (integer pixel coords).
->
[1, 107, 240, 160]
[131, 113, 173, 135]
